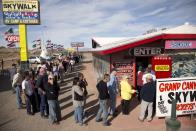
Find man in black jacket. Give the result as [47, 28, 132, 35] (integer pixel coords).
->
[138, 75, 156, 122]
[95, 74, 110, 126]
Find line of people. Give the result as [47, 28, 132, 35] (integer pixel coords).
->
[94, 65, 157, 126]
[10, 61, 157, 127]
[11, 56, 80, 125]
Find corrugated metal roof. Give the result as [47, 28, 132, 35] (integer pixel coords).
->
[92, 23, 196, 52]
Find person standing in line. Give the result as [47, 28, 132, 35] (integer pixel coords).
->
[53, 62, 59, 82]
[22, 71, 36, 115]
[107, 69, 118, 117]
[72, 77, 85, 126]
[137, 66, 144, 101]
[62, 57, 69, 73]
[138, 75, 156, 122]
[142, 67, 156, 85]
[120, 75, 136, 115]
[29, 71, 40, 112]
[58, 60, 64, 83]
[69, 58, 75, 71]
[96, 74, 111, 126]
[46, 74, 61, 125]
[36, 66, 49, 118]
[78, 73, 88, 116]
[10, 64, 17, 93]
[147, 64, 155, 75]
[12, 68, 23, 109]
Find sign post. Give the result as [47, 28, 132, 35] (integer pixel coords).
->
[2, 0, 40, 70]
[71, 42, 84, 53]
[19, 24, 29, 70]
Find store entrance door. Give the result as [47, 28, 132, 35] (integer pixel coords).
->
[136, 56, 152, 71]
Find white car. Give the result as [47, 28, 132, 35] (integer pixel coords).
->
[29, 56, 41, 64]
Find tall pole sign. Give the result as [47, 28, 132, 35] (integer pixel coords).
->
[71, 42, 84, 53]
[2, 0, 40, 70]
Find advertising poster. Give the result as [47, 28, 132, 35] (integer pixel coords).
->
[2, 0, 40, 24]
[115, 60, 135, 86]
[156, 77, 196, 117]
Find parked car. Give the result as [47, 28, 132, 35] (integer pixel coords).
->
[29, 56, 41, 64]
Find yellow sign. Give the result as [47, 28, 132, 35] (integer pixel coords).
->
[19, 24, 28, 61]
[66, 48, 76, 52]
[155, 65, 170, 71]
[2, 0, 38, 12]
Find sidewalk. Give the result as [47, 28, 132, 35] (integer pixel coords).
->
[0, 62, 195, 131]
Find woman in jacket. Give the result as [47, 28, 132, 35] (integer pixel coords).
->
[72, 77, 85, 126]
[46, 74, 61, 124]
[120, 75, 136, 115]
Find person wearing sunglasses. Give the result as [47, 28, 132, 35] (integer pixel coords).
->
[46, 74, 61, 125]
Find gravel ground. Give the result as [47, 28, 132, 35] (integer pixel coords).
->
[0, 62, 195, 131]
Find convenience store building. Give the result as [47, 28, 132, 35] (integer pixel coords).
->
[91, 23, 196, 87]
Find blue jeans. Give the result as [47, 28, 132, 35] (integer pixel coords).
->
[15, 86, 22, 108]
[48, 100, 61, 123]
[26, 94, 35, 114]
[74, 106, 83, 124]
[96, 99, 109, 124]
[40, 94, 49, 116]
[108, 89, 117, 115]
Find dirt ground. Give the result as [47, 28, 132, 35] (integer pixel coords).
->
[0, 60, 196, 131]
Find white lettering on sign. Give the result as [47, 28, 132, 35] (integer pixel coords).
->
[7, 35, 19, 42]
[134, 47, 162, 56]
[171, 42, 192, 48]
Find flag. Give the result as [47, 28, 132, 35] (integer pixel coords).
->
[46, 40, 51, 43]
[4, 28, 14, 41]
[32, 39, 41, 49]
[53, 44, 57, 49]
[32, 39, 41, 43]
[7, 28, 14, 34]
[32, 44, 36, 48]
[46, 40, 53, 49]
[57, 44, 64, 51]
[7, 42, 15, 48]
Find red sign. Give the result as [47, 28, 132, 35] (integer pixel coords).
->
[152, 56, 172, 79]
[71, 42, 84, 47]
[7, 35, 19, 42]
[113, 61, 135, 86]
[165, 40, 196, 49]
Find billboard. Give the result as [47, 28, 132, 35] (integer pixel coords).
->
[156, 77, 196, 117]
[71, 42, 84, 47]
[2, 0, 40, 24]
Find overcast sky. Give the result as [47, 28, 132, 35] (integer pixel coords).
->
[0, 0, 196, 48]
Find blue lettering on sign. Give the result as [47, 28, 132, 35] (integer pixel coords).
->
[170, 41, 192, 48]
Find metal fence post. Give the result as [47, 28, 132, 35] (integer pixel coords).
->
[165, 99, 181, 131]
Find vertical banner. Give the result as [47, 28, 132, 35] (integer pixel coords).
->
[156, 77, 196, 117]
[19, 24, 28, 61]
